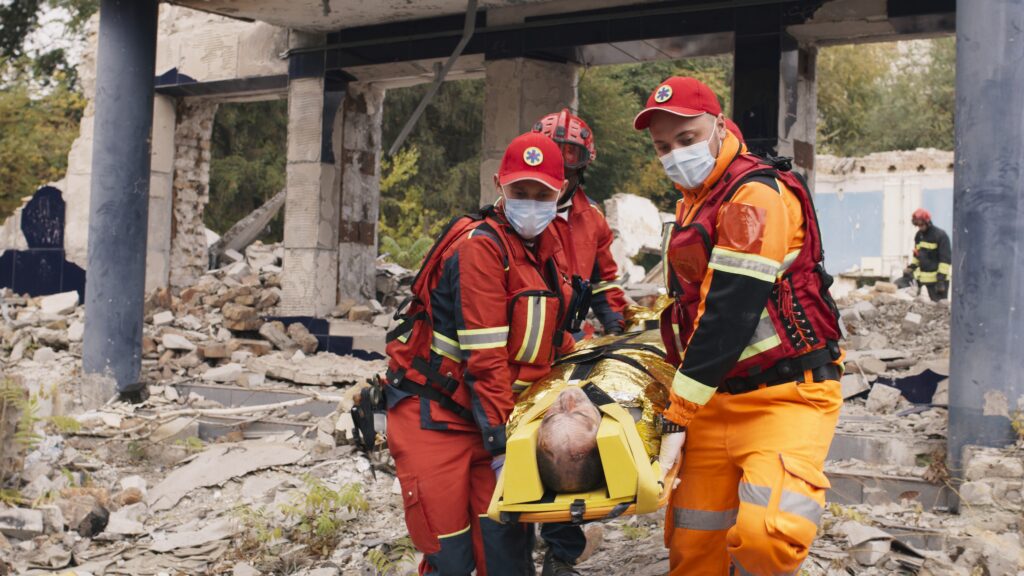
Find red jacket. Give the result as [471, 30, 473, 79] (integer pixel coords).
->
[385, 206, 575, 455]
[549, 189, 627, 332]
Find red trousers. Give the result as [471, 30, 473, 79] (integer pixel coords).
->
[388, 398, 532, 575]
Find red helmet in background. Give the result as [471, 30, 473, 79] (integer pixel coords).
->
[912, 208, 932, 224]
[532, 108, 596, 170]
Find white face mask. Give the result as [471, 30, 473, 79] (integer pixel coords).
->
[660, 120, 718, 189]
[503, 193, 558, 240]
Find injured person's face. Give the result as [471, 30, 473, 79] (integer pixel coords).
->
[536, 387, 605, 493]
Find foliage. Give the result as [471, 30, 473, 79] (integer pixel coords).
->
[378, 145, 441, 267]
[0, 75, 86, 217]
[207, 99, 288, 242]
[47, 414, 81, 435]
[817, 38, 955, 156]
[366, 537, 418, 575]
[620, 523, 651, 540]
[174, 436, 204, 454]
[278, 476, 369, 557]
[0, 380, 41, 487]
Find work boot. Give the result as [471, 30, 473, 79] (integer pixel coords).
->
[541, 548, 580, 576]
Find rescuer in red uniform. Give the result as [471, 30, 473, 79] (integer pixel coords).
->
[385, 133, 576, 575]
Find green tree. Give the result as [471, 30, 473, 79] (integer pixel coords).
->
[0, 74, 85, 216]
[207, 99, 288, 241]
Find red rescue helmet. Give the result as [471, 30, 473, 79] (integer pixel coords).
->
[912, 208, 932, 225]
[532, 108, 596, 171]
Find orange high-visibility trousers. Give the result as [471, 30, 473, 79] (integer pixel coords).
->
[664, 371, 841, 575]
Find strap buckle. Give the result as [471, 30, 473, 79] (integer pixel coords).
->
[569, 499, 586, 525]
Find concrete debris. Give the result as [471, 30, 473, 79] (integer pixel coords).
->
[147, 441, 308, 511]
[0, 509, 44, 539]
[39, 291, 79, 315]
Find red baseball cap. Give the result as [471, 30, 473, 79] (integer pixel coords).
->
[498, 132, 565, 192]
[633, 76, 722, 130]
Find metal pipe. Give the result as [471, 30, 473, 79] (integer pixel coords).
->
[948, 0, 1024, 477]
[387, 0, 478, 156]
[83, 0, 159, 396]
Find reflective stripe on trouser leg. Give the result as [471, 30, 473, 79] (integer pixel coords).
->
[424, 527, 474, 575]
[725, 383, 837, 576]
[480, 516, 534, 576]
[667, 392, 738, 576]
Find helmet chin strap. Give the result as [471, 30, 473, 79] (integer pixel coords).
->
[558, 170, 584, 212]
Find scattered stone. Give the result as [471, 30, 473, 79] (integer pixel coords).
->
[162, 333, 197, 352]
[224, 248, 245, 263]
[39, 291, 79, 315]
[33, 346, 57, 363]
[223, 303, 262, 331]
[348, 305, 373, 323]
[234, 561, 262, 576]
[865, 382, 903, 414]
[152, 310, 175, 326]
[902, 311, 923, 333]
[203, 363, 244, 383]
[259, 321, 297, 351]
[67, 319, 84, 342]
[873, 281, 898, 293]
[0, 508, 45, 539]
[77, 503, 110, 537]
[201, 342, 230, 359]
[287, 322, 319, 354]
[332, 298, 356, 318]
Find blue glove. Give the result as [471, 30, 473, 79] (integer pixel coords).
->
[491, 455, 505, 480]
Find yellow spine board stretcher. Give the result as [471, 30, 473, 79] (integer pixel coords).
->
[487, 382, 679, 524]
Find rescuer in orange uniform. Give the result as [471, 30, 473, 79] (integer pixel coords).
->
[634, 76, 844, 575]
[385, 133, 576, 575]
[534, 109, 628, 339]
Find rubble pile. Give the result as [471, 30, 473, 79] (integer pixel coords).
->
[1, 249, 1022, 574]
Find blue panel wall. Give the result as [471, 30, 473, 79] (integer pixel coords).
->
[922, 187, 954, 240]
[814, 191, 884, 274]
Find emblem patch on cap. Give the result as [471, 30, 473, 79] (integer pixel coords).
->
[654, 84, 673, 103]
[523, 147, 544, 166]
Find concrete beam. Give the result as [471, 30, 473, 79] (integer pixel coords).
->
[479, 57, 578, 207]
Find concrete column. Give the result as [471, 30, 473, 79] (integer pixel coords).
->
[338, 82, 384, 303]
[733, 4, 782, 156]
[948, 0, 1024, 476]
[145, 95, 177, 292]
[168, 99, 218, 290]
[777, 45, 817, 185]
[83, 0, 159, 395]
[479, 57, 579, 207]
[279, 32, 343, 316]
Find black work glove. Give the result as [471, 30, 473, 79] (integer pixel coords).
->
[935, 281, 948, 299]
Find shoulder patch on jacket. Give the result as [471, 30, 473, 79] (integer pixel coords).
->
[717, 202, 767, 254]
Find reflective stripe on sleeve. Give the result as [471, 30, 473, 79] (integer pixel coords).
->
[672, 371, 716, 405]
[738, 309, 782, 362]
[778, 250, 800, 277]
[916, 241, 939, 250]
[514, 296, 547, 363]
[937, 262, 952, 275]
[457, 326, 509, 350]
[708, 247, 780, 283]
[661, 223, 673, 291]
[592, 280, 623, 294]
[673, 507, 738, 531]
[431, 331, 463, 362]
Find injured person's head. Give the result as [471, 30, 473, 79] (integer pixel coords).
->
[536, 387, 605, 493]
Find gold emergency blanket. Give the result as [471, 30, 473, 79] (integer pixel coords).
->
[506, 329, 674, 459]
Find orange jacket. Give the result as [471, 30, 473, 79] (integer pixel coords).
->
[548, 189, 627, 332]
[385, 206, 574, 454]
[661, 131, 822, 427]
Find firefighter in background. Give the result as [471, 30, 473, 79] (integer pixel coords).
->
[899, 208, 951, 301]
[534, 109, 628, 338]
[384, 133, 575, 575]
[633, 76, 844, 575]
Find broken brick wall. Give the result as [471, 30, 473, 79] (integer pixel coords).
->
[169, 100, 219, 291]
